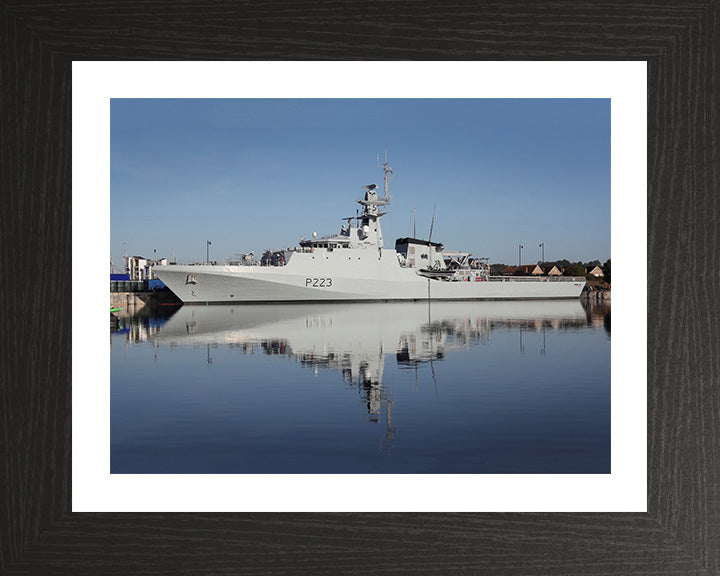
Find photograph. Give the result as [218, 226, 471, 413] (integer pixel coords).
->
[4, 5, 713, 568]
[110, 98, 611, 474]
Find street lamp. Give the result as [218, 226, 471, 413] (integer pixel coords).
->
[518, 244, 523, 267]
[539, 242, 544, 264]
[207, 240, 212, 264]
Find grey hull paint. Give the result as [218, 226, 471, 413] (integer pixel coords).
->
[154, 253, 585, 304]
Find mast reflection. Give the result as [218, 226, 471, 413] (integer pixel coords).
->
[135, 301, 592, 449]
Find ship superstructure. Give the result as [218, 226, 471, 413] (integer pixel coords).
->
[154, 157, 585, 303]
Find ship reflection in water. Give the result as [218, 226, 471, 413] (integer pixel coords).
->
[111, 300, 610, 474]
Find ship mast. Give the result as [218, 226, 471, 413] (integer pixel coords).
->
[381, 149, 393, 201]
[356, 153, 392, 255]
[377, 151, 392, 254]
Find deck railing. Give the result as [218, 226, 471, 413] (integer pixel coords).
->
[487, 276, 585, 283]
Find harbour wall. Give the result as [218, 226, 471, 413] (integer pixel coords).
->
[110, 290, 181, 311]
[580, 286, 611, 301]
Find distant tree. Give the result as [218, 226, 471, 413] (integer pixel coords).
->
[563, 264, 586, 276]
[602, 259, 611, 284]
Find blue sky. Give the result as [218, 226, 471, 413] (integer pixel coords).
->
[111, 98, 610, 268]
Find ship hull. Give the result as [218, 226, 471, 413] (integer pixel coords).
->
[154, 250, 585, 304]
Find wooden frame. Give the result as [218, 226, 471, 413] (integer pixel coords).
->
[2, 1, 718, 573]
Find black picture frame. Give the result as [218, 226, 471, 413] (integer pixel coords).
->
[2, 2, 718, 574]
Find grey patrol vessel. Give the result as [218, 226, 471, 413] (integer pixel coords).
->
[153, 157, 586, 303]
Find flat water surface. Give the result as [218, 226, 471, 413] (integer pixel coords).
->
[111, 300, 610, 474]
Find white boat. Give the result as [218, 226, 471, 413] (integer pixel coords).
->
[154, 158, 586, 303]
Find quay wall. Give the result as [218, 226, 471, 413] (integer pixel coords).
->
[110, 290, 181, 311]
[111, 292, 149, 311]
[580, 286, 611, 301]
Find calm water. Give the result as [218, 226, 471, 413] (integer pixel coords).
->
[111, 300, 610, 474]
